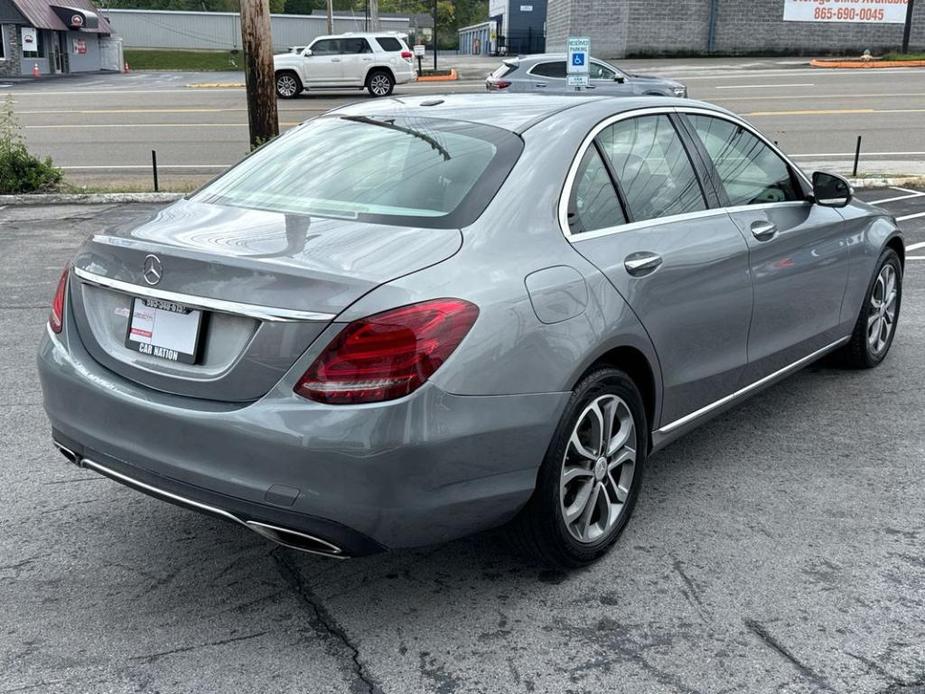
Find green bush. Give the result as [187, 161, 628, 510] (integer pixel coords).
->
[0, 95, 62, 194]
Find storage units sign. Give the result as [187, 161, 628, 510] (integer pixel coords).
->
[784, 0, 908, 23]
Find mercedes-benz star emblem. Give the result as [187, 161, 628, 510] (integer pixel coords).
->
[143, 254, 163, 286]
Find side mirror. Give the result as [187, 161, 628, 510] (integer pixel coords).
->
[812, 171, 852, 208]
[614, 75, 625, 83]
[302, 48, 313, 57]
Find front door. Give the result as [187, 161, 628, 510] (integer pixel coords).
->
[567, 113, 753, 427]
[304, 38, 344, 86]
[55, 32, 68, 73]
[587, 61, 633, 96]
[682, 113, 852, 383]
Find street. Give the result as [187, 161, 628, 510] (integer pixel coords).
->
[1, 190, 924, 693]
[3, 58, 925, 188]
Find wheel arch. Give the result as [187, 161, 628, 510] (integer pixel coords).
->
[577, 344, 660, 440]
[885, 233, 905, 268]
[366, 65, 395, 83]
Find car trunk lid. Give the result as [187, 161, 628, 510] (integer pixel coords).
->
[69, 199, 462, 402]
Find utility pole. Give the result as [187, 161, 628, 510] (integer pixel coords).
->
[325, 0, 333, 34]
[369, 0, 379, 32]
[902, 0, 916, 54]
[432, 0, 437, 71]
[239, 0, 278, 149]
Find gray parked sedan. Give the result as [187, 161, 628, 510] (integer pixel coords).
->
[39, 94, 903, 567]
[486, 53, 688, 97]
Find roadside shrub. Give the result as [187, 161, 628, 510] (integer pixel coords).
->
[0, 95, 62, 194]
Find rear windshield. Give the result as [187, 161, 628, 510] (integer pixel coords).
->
[193, 116, 522, 228]
[376, 36, 404, 52]
[490, 62, 518, 78]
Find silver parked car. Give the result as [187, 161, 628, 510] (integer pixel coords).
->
[40, 95, 903, 567]
[486, 53, 687, 97]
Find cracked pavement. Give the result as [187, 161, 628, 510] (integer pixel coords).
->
[1, 202, 924, 693]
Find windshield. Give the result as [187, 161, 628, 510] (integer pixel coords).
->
[193, 115, 522, 227]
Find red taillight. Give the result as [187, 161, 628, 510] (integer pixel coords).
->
[295, 298, 479, 404]
[49, 266, 69, 334]
[493, 80, 511, 90]
[400, 50, 413, 59]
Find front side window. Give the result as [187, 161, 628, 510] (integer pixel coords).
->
[531, 61, 566, 78]
[687, 115, 802, 206]
[310, 39, 341, 55]
[193, 116, 522, 228]
[597, 115, 707, 222]
[568, 146, 626, 234]
[589, 62, 616, 80]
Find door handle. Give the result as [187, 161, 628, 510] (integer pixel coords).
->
[624, 252, 663, 276]
[751, 221, 777, 241]
[331, 57, 341, 62]
[535, 83, 547, 88]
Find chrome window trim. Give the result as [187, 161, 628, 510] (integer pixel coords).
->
[558, 106, 813, 243]
[655, 336, 850, 437]
[74, 267, 336, 323]
[526, 59, 617, 81]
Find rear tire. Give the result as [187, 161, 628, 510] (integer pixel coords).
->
[508, 368, 647, 568]
[838, 248, 902, 369]
[275, 71, 302, 99]
[366, 70, 394, 97]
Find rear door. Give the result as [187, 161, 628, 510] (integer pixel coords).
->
[338, 37, 374, 86]
[304, 38, 344, 85]
[566, 113, 753, 427]
[681, 113, 852, 382]
[526, 60, 567, 92]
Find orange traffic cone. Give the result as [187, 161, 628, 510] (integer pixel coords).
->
[32, 62, 40, 79]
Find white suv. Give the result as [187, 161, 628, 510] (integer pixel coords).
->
[274, 33, 416, 98]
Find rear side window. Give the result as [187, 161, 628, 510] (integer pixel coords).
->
[342, 38, 372, 54]
[193, 116, 523, 228]
[687, 115, 801, 206]
[568, 146, 627, 233]
[531, 61, 566, 78]
[597, 115, 707, 222]
[376, 36, 403, 52]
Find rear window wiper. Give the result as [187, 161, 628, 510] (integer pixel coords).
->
[341, 115, 451, 161]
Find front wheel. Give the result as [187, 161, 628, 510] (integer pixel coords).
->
[839, 248, 902, 368]
[366, 70, 394, 97]
[508, 368, 647, 568]
[275, 71, 302, 99]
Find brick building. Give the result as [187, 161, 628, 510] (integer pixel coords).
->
[546, 0, 925, 58]
[0, 0, 119, 77]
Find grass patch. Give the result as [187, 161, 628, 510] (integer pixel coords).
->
[61, 180, 201, 194]
[124, 49, 243, 72]
[883, 52, 925, 61]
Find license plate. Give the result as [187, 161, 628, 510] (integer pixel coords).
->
[124, 297, 203, 364]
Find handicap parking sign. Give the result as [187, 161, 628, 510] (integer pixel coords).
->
[566, 36, 590, 76]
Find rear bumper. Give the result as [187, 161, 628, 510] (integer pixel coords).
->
[38, 324, 568, 552]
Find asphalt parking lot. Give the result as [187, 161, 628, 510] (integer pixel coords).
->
[1, 191, 924, 693]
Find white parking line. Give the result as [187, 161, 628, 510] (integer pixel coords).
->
[897, 212, 925, 222]
[907, 256, 925, 260]
[790, 152, 925, 159]
[868, 191, 925, 204]
[715, 83, 814, 89]
[905, 242, 925, 251]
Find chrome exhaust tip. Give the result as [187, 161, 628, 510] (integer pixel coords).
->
[245, 520, 345, 558]
[54, 441, 81, 466]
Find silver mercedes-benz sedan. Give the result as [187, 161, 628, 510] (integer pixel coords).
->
[39, 94, 903, 567]
[486, 53, 688, 97]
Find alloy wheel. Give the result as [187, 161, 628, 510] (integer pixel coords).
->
[276, 74, 298, 98]
[559, 394, 636, 544]
[867, 264, 898, 355]
[369, 74, 391, 96]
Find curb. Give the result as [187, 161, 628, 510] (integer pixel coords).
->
[0, 192, 185, 205]
[811, 58, 925, 69]
[415, 68, 458, 82]
[188, 82, 244, 88]
[848, 175, 925, 189]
